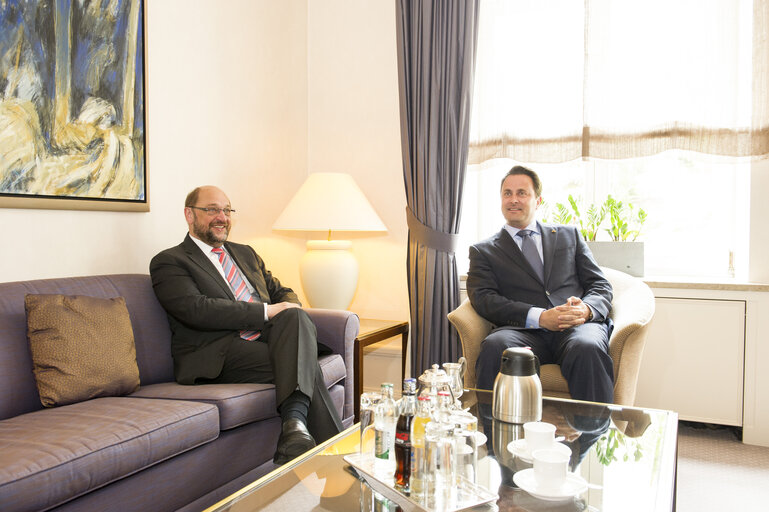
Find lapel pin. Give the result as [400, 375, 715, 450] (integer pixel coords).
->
[551, 228, 556, 233]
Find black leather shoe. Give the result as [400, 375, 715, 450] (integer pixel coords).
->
[273, 418, 316, 465]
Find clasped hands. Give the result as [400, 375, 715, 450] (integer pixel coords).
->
[266, 301, 300, 319]
[539, 296, 591, 332]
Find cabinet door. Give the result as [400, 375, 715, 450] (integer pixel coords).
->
[634, 297, 745, 426]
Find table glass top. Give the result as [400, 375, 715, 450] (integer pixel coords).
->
[206, 389, 678, 512]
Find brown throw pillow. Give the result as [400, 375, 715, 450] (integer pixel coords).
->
[25, 294, 140, 407]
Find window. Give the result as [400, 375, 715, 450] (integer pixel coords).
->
[460, 0, 758, 279]
[458, 154, 750, 279]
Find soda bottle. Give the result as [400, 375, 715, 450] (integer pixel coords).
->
[374, 383, 397, 475]
[409, 393, 432, 500]
[394, 378, 417, 492]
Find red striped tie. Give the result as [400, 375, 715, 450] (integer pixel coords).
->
[211, 248, 261, 341]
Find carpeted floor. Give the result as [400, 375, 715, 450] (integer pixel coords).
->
[676, 421, 769, 511]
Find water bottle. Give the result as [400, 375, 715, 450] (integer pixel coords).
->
[374, 383, 397, 476]
[436, 390, 453, 422]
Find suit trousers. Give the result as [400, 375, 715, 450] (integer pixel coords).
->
[202, 308, 343, 442]
[475, 322, 614, 404]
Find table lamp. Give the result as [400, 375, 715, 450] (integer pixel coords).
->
[272, 172, 387, 310]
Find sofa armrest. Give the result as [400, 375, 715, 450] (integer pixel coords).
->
[306, 308, 360, 424]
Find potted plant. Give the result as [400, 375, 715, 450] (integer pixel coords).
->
[541, 195, 647, 277]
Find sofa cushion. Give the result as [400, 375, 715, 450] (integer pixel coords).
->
[25, 294, 140, 407]
[129, 353, 346, 431]
[130, 383, 278, 430]
[0, 397, 219, 512]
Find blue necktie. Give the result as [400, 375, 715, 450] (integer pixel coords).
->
[517, 230, 544, 282]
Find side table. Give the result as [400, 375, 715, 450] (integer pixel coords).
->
[354, 319, 409, 421]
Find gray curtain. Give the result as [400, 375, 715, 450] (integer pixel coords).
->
[396, 0, 480, 377]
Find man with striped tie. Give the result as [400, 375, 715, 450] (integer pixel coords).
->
[150, 186, 342, 465]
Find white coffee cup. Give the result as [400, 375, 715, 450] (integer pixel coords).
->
[523, 421, 556, 452]
[532, 448, 569, 490]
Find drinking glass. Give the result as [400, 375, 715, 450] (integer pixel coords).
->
[450, 414, 479, 487]
[359, 392, 381, 458]
[443, 357, 467, 400]
[424, 421, 457, 509]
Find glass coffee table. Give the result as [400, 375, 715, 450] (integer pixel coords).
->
[205, 389, 678, 511]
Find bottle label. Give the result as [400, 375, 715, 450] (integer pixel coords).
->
[395, 431, 410, 443]
[375, 430, 389, 459]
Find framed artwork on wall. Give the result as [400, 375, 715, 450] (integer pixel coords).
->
[0, 0, 147, 212]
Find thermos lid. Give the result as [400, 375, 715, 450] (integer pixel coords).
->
[499, 347, 538, 376]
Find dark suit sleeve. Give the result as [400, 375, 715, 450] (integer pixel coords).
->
[574, 235, 613, 322]
[467, 244, 532, 327]
[150, 249, 269, 332]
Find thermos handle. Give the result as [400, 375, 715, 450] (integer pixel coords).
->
[534, 354, 540, 376]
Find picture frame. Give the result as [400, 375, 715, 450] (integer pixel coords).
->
[0, 0, 148, 212]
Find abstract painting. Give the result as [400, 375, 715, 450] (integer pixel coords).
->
[0, 0, 146, 211]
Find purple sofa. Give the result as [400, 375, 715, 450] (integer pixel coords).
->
[0, 274, 358, 512]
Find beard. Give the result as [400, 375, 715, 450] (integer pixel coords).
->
[192, 216, 230, 246]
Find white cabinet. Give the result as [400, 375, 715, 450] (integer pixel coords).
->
[634, 297, 745, 426]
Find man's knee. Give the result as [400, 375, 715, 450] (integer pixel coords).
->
[559, 326, 613, 378]
[476, 330, 527, 389]
[568, 337, 608, 359]
[565, 324, 608, 355]
[484, 329, 529, 351]
[272, 307, 314, 328]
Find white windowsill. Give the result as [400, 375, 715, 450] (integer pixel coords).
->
[458, 274, 769, 293]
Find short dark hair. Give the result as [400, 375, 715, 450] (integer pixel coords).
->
[185, 187, 201, 207]
[500, 165, 542, 197]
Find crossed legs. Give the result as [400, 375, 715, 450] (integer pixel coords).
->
[210, 307, 343, 463]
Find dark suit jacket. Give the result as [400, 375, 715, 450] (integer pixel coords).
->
[467, 222, 612, 329]
[149, 234, 299, 384]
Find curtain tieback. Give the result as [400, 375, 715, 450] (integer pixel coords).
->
[406, 206, 460, 254]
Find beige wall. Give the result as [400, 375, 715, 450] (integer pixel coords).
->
[3, 0, 409, 321]
[306, 0, 408, 320]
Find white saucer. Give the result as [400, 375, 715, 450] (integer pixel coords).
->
[507, 438, 572, 463]
[513, 468, 588, 501]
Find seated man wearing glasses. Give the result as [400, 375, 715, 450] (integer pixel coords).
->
[149, 185, 342, 465]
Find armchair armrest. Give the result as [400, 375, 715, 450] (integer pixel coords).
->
[447, 299, 493, 390]
[306, 308, 360, 424]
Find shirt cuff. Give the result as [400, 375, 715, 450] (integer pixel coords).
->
[526, 307, 545, 329]
[586, 304, 595, 322]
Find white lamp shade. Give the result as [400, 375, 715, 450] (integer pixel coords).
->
[272, 173, 386, 309]
[272, 173, 387, 233]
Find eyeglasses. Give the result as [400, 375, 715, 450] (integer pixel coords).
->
[188, 206, 235, 216]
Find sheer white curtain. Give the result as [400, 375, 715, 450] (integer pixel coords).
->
[469, 0, 767, 164]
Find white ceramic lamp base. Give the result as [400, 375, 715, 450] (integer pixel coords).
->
[300, 240, 359, 310]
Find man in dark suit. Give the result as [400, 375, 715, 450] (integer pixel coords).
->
[467, 166, 614, 403]
[150, 185, 342, 465]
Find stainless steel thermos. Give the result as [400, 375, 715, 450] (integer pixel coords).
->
[492, 347, 542, 423]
